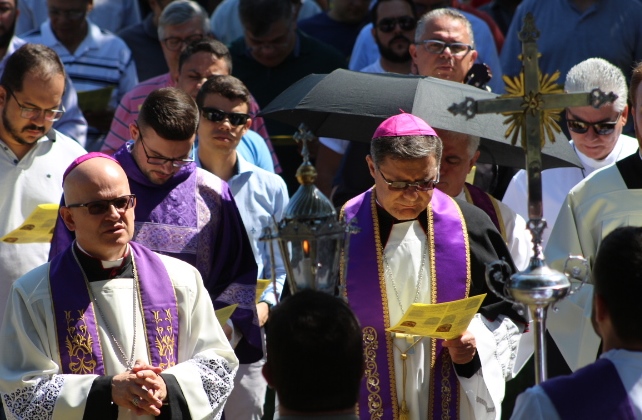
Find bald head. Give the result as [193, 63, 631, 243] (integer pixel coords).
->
[61, 156, 135, 261]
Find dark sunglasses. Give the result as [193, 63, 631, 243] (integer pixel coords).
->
[378, 169, 439, 192]
[66, 195, 136, 215]
[376, 16, 417, 33]
[566, 112, 622, 136]
[201, 107, 250, 126]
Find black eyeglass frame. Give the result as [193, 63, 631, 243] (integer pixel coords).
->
[415, 39, 474, 57]
[66, 194, 137, 215]
[137, 128, 195, 168]
[378, 168, 439, 192]
[566, 111, 622, 136]
[161, 33, 205, 51]
[201, 107, 251, 127]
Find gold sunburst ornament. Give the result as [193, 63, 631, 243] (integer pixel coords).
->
[501, 69, 565, 148]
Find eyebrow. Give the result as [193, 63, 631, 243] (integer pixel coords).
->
[567, 110, 613, 123]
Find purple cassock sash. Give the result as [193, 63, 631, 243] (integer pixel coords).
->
[464, 183, 505, 241]
[342, 188, 470, 419]
[541, 357, 636, 420]
[49, 242, 180, 374]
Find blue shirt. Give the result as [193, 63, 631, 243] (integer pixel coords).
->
[500, 0, 642, 88]
[237, 129, 276, 173]
[196, 152, 289, 306]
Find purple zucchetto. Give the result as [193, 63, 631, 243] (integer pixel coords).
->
[62, 152, 121, 185]
[373, 113, 438, 139]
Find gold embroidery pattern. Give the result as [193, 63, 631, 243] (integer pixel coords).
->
[427, 201, 438, 417]
[65, 309, 97, 374]
[440, 351, 452, 420]
[153, 309, 177, 370]
[370, 190, 398, 419]
[363, 326, 383, 419]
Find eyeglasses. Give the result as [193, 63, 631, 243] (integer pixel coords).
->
[376, 16, 417, 33]
[566, 112, 622, 135]
[201, 107, 250, 126]
[162, 33, 204, 51]
[67, 195, 136, 215]
[415, 39, 473, 57]
[378, 168, 439, 191]
[48, 8, 86, 21]
[137, 130, 194, 167]
[8, 89, 65, 121]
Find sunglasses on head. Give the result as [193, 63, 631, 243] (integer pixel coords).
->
[378, 169, 439, 192]
[201, 107, 250, 126]
[376, 16, 417, 33]
[66, 195, 136, 215]
[566, 112, 622, 136]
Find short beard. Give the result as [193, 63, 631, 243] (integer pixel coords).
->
[0, 19, 15, 50]
[376, 34, 412, 64]
[2, 106, 44, 146]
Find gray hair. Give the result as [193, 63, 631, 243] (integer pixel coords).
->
[439, 130, 479, 159]
[415, 8, 475, 48]
[370, 135, 443, 167]
[158, 0, 210, 40]
[565, 58, 628, 112]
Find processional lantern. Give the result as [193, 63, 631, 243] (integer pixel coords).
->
[259, 124, 359, 299]
[448, 13, 615, 384]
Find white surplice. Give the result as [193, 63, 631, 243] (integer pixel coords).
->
[384, 221, 522, 420]
[0, 253, 239, 419]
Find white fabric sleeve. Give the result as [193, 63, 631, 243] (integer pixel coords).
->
[510, 386, 561, 420]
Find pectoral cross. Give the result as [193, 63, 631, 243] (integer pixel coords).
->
[448, 13, 615, 252]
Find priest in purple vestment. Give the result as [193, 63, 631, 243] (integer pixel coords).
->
[511, 226, 642, 420]
[341, 113, 527, 419]
[49, 87, 262, 364]
[0, 153, 238, 419]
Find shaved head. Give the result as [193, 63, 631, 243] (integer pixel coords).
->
[63, 157, 130, 203]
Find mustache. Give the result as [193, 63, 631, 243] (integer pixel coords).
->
[389, 35, 412, 45]
[22, 125, 44, 133]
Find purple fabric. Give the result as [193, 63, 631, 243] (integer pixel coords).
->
[541, 357, 636, 420]
[464, 183, 501, 234]
[373, 113, 437, 138]
[343, 188, 468, 419]
[49, 144, 262, 363]
[49, 242, 179, 374]
[62, 152, 121, 185]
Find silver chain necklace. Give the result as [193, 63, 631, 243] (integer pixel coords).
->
[73, 246, 138, 371]
[382, 234, 428, 314]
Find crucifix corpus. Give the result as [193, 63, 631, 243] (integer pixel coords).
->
[448, 12, 613, 384]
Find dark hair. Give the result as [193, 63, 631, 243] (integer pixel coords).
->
[593, 226, 642, 344]
[1, 43, 66, 92]
[370, 134, 442, 167]
[138, 87, 199, 141]
[371, 0, 416, 25]
[195, 75, 250, 108]
[178, 38, 233, 74]
[266, 290, 364, 412]
[239, 0, 293, 37]
[630, 61, 642, 108]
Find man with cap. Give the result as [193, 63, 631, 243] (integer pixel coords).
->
[0, 152, 238, 419]
[341, 113, 526, 419]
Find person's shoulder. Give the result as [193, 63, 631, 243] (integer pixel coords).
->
[20, 27, 44, 42]
[12, 262, 51, 298]
[49, 130, 87, 156]
[240, 157, 287, 191]
[154, 252, 202, 288]
[453, 195, 498, 228]
[299, 30, 345, 61]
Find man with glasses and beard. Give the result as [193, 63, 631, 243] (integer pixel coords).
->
[0, 0, 87, 146]
[50, 87, 263, 371]
[0, 44, 85, 334]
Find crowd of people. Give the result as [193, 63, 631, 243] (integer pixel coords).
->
[1, 0, 642, 419]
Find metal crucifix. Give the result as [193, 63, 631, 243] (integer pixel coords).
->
[448, 13, 611, 383]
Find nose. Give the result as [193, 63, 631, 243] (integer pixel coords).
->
[105, 204, 121, 220]
[402, 187, 420, 199]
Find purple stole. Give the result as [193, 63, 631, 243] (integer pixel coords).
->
[464, 183, 506, 241]
[541, 357, 636, 420]
[49, 242, 180, 374]
[342, 188, 471, 419]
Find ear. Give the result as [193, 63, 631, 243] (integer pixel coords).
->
[469, 150, 480, 172]
[0, 85, 7, 108]
[620, 104, 629, 126]
[409, 43, 418, 63]
[242, 117, 252, 136]
[469, 49, 479, 66]
[129, 123, 139, 141]
[366, 155, 376, 179]
[60, 207, 77, 232]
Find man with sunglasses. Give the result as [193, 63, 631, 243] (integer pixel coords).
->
[50, 87, 264, 373]
[0, 152, 239, 419]
[341, 112, 526, 419]
[195, 74, 289, 420]
[0, 43, 85, 331]
[503, 58, 637, 251]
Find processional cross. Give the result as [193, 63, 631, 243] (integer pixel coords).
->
[448, 13, 614, 384]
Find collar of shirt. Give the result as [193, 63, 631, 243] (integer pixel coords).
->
[74, 241, 134, 281]
[376, 202, 428, 246]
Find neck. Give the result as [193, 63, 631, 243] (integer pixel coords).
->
[77, 241, 128, 262]
[56, 23, 88, 54]
[198, 147, 237, 181]
[379, 58, 411, 75]
[0, 128, 38, 161]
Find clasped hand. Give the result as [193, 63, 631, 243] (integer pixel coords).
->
[112, 359, 167, 416]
